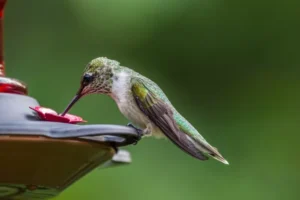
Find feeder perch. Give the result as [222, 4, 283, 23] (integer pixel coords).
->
[0, 1, 139, 199]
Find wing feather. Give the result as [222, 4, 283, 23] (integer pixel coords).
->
[131, 78, 209, 161]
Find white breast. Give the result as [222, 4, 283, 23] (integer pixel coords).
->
[111, 71, 149, 129]
[111, 71, 165, 138]
[111, 71, 130, 103]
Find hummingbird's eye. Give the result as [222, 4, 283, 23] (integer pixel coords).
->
[82, 73, 94, 86]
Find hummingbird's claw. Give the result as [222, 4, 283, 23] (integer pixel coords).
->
[127, 123, 143, 145]
[112, 145, 119, 153]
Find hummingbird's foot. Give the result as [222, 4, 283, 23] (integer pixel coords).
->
[127, 123, 143, 145]
[112, 145, 119, 153]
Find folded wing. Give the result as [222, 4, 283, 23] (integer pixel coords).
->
[131, 78, 209, 161]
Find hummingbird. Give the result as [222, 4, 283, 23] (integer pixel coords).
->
[62, 57, 229, 165]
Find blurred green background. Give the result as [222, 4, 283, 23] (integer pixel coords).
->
[4, 0, 300, 199]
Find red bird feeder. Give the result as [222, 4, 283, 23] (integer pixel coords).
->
[0, 1, 139, 199]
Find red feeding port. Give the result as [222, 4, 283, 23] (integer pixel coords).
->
[29, 106, 87, 124]
[0, 0, 28, 95]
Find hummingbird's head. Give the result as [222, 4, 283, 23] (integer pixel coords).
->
[61, 57, 120, 116]
[80, 57, 117, 95]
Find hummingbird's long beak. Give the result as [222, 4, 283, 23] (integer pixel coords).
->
[60, 86, 84, 116]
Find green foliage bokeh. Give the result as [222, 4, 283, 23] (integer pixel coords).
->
[4, 0, 300, 200]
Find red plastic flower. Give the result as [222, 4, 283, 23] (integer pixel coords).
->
[29, 106, 86, 124]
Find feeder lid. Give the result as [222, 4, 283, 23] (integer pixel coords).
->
[0, 93, 139, 146]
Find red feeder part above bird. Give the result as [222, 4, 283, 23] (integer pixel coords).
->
[0, 0, 27, 95]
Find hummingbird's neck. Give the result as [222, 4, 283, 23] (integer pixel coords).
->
[110, 69, 132, 103]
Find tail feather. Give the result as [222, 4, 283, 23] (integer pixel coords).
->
[187, 135, 229, 165]
[209, 152, 229, 165]
[174, 133, 229, 165]
[204, 143, 229, 165]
